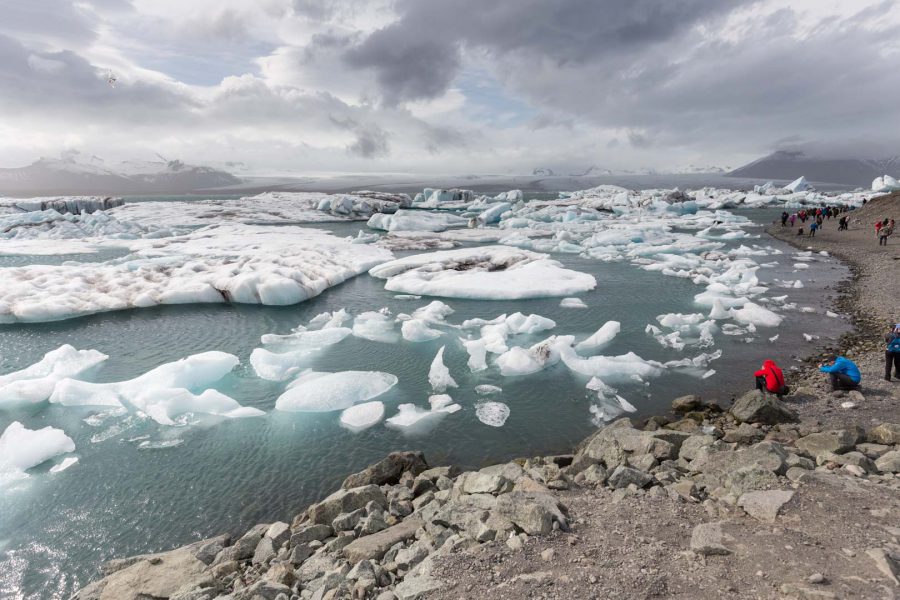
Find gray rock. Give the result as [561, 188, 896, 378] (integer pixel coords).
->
[795, 429, 859, 457]
[868, 423, 900, 445]
[393, 558, 443, 600]
[729, 390, 798, 425]
[252, 537, 276, 566]
[856, 443, 891, 459]
[264, 561, 297, 587]
[222, 581, 293, 600]
[289, 543, 313, 566]
[724, 465, 780, 496]
[346, 559, 377, 582]
[865, 548, 899, 585]
[308, 485, 387, 526]
[290, 524, 333, 546]
[737, 490, 795, 522]
[690, 522, 731, 556]
[417, 466, 460, 481]
[75, 547, 213, 600]
[607, 465, 652, 489]
[456, 471, 513, 495]
[332, 508, 366, 533]
[343, 518, 423, 563]
[296, 553, 339, 584]
[786, 453, 815, 470]
[214, 524, 269, 564]
[494, 492, 569, 535]
[672, 394, 702, 413]
[357, 511, 389, 536]
[389, 498, 413, 518]
[342, 451, 428, 489]
[779, 583, 838, 599]
[265, 522, 291, 547]
[875, 450, 900, 473]
[627, 453, 658, 473]
[679, 435, 716, 461]
[479, 462, 525, 481]
[581, 464, 608, 485]
[723, 423, 764, 444]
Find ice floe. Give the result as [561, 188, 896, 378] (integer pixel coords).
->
[475, 401, 510, 427]
[276, 371, 398, 412]
[0, 345, 108, 409]
[0, 225, 393, 323]
[385, 396, 461, 434]
[50, 351, 262, 425]
[367, 210, 467, 232]
[428, 347, 458, 392]
[575, 321, 621, 353]
[339, 401, 386, 431]
[369, 246, 596, 300]
[560, 297, 588, 308]
[0, 422, 75, 479]
[352, 310, 400, 343]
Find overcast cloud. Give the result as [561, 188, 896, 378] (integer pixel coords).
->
[0, 0, 898, 174]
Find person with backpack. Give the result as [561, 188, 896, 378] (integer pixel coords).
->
[819, 355, 861, 391]
[754, 359, 789, 396]
[886, 323, 900, 381]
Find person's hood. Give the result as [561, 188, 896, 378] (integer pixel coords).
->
[762, 359, 777, 369]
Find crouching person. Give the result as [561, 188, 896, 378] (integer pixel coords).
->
[754, 359, 789, 397]
[819, 355, 861, 391]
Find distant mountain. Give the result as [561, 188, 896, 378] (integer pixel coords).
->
[0, 153, 241, 195]
[668, 165, 729, 175]
[568, 166, 616, 177]
[728, 150, 900, 187]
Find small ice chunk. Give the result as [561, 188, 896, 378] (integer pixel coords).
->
[560, 297, 587, 308]
[0, 421, 75, 474]
[825, 311, 838, 318]
[352, 311, 399, 343]
[475, 384, 502, 395]
[461, 338, 488, 372]
[575, 321, 621, 353]
[802, 333, 819, 342]
[428, 346, 458, 392]
[276, 371, 398, 412]
[339, 401, 385, 431]
[840, 401, 857, 409]
[250, 347, 317, 381]
[768, 334, 779, 342]
[728, 302, 783, 328]
[412, 300, 454, 323]
[401, 319, 443, 342]
[475, 401, 510, 427]
[385, 399, 461, 433]
[560, 347, 665, 383]
[496, 347, 541, 376]
[260, 327, 351, 346]
[49, 456, 79, 473]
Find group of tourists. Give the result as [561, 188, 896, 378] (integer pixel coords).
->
[752, 322, 900, 399]
[781, 205, 853, 238]
[875, 218, 895, 246]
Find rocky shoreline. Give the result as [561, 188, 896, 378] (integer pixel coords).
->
[72, 196, 900, 600]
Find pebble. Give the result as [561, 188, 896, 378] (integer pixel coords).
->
[588, 575, 598, 584]
[540, 549, 555, 562]
[808, 573, 825, 584]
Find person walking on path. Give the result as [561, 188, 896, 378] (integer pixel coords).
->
[820, 355, 861, 391]
[809, 221, 818, 237]
[885, 323, 900, 381]
[781, 211, 789, 227]
[789, 213, 796, 227]
[879, 220, 892, 246]
[754, 359, 789, 396]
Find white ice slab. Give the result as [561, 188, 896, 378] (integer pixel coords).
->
[275, 371, 398, 412]
[0, 422, 75, 475]
[0, 345, 108, 409]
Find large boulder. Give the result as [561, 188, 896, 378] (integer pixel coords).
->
[607, 465, 652, 489]
[729, 390, 797, 425]
[690, 522, 731, 556]
[875, 451, 900, 473]
[342, 451, 428, 489]
[308, 485, 387, 525]
[737, 490, 795, 522]
[868, 423, 900, 445]
[455, 471, 514, 495]
[794, 429, 860, 458]
[342, 517, 423, 563]
[671, 394, 702, 413]
[493, 492, 569, 535]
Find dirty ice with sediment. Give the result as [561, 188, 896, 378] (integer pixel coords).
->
[0, 181, 873, 598]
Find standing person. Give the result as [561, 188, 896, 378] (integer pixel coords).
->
[884, 323, 900, 381]
[876, 220, 884, 238]
[879, 220, 892, 246]
[819, 355, 861, 391]
[754, 359, 789, 396]
[809, 221, 818, 237]
[789, 213, 797, 227]
[781, 211, 789, 227]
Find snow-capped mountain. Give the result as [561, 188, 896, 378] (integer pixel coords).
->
[0, 152, 241, 195]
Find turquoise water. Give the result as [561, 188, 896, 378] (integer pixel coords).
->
[0, 213, 850, 599]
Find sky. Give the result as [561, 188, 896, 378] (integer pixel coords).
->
[0, 0, 898, 175]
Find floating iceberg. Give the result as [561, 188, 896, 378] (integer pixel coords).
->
[50, 351, 262, 425]
[401, 319, 443, 342]
[0, 421, 75, 477]
[276, 371, 398, 412]
[560, 347, 665, 383]
[475, 384, 502, 395]
[367, 210, 467, 232]
[0, 345, 108, 408]
[560, 297, 588, 308]
[428, 347, 458, 392]
[574, 321, 621, 353]
[495, 335, 573, 376]
[461, 338, 488, 372]
[352, 310, 399, 343]
[369, 246, 596, 300]
[475, 401, 510, 427]
[0, 225, 394, 323]
[339, 401, 385, 431]
[385, 397, 461, 433]
[728, 302, 783, 328]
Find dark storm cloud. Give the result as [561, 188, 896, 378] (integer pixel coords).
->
[342, 0, 755, 103]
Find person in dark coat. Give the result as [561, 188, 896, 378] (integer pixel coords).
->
[885, 323, 900, 381]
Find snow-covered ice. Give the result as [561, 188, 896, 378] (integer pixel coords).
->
[352, 310, 399, 343]
[401, 319, 443, 342]
[0, 225, 393, 323]
[367, 210, 467, 232]
[574, 321, 621, 353]
[369, 246, 596, 300]
[276, 371, 398, 412]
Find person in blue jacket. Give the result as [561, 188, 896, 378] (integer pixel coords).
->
[819, 355, 861, 391]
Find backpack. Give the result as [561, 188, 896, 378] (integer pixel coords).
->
[889, 335, 900, 353]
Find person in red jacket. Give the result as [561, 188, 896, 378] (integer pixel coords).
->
[754, 359, 789, 397]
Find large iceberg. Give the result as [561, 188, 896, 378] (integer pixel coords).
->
[49, 351, 262, 425]
[0, 345, 108, 408]
[367, 210, 467, 232]
[275, 371, 398, 412]
[0, 225, 393, 323]
[369, 246, 596, 300]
